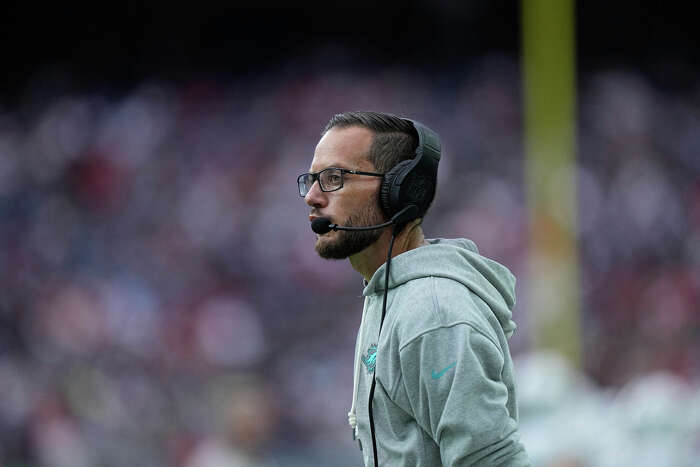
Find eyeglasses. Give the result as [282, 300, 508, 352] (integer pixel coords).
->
[297, 167, 383, 197]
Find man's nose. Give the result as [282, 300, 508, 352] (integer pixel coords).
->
[304, 181, 327, 208]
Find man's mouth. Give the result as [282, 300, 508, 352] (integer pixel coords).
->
[309, 213, 332, 224]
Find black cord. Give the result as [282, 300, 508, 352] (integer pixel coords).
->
[369, 226, 399, 466]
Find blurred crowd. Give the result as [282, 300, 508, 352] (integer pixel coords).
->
[0, 56, 698, 465]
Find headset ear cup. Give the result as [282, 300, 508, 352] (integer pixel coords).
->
[379, 160, 412, 217]
[401, 169, 435, 216]
[379, 171, 395, 217]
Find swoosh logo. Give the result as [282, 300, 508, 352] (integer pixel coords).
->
[431, 361, 456, 380]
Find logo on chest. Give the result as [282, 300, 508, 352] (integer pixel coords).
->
[362, 344, 378, 374]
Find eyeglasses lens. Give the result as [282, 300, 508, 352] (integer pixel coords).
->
[298, 174, 312, 197]
[298, 168, 344, 197]
[319, 168, 342, 192]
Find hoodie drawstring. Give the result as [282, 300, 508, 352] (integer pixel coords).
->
[348, 302, 368, 439]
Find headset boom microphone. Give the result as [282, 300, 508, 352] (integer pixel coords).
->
[311, 218, 393, 234]
[310, 205, 420, 235]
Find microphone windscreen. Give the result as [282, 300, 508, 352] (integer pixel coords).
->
[311, 217, 332, 234]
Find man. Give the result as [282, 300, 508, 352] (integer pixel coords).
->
[298, 111, 530, 466]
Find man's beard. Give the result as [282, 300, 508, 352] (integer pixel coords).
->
[315, 198, 385, 260]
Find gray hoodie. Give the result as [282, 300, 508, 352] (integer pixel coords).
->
[348, 238, 530, 466]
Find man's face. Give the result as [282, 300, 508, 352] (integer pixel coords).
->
[305, 126, 386, 259]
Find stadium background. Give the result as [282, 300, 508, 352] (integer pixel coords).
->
[1, 2, 699, 465]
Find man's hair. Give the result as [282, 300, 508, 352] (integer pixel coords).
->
[322, 111, 418, 173]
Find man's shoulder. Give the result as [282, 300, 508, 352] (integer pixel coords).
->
[389, 275, 494, 348]
[392, 273, 478, 314]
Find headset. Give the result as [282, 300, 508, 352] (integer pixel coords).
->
[378, 118, 442, 227]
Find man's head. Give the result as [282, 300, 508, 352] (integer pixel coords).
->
[304, 111, 420, 259]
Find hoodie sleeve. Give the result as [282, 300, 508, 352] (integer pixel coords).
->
[396, 324, 530, 466]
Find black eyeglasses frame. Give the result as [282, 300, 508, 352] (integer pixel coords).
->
[297, 167, 384, 197]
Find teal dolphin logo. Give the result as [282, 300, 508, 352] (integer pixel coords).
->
[362, 344, 377, 374]
[431, 361, 456, 380]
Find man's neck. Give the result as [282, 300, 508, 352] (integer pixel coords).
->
[349, 220, 428, 282]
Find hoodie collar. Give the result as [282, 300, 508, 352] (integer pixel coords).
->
[362, 238, 480, 297]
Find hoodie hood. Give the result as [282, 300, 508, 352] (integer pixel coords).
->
[363, 238, 517, 337]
